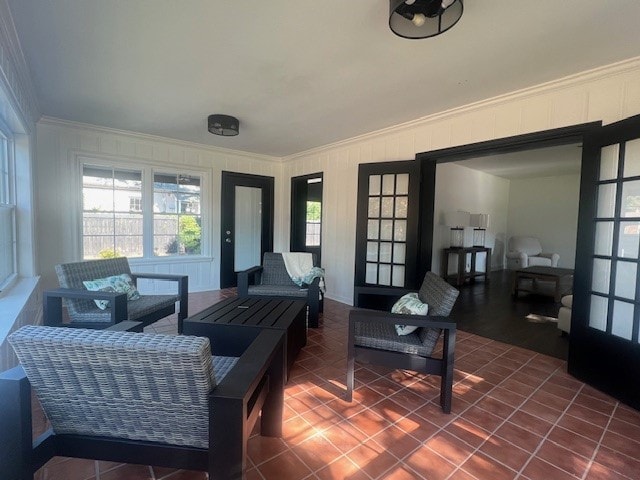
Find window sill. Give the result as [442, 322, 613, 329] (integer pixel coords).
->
[0, 276, 40, 344]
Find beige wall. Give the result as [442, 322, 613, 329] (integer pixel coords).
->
[281, 58, 640, 305]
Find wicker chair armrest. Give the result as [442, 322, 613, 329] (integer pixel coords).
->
[43, 288, 127, 327]
[129, 272, 189, 324]
[349, 308, 456, 331]
[237, 266, 263, 296]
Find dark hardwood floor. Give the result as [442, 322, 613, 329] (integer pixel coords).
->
[449, 269, 569, 359]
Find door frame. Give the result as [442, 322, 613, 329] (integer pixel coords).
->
[220, 171, 274, 288]
[290, 172, 323, 264]
[416, 122, 602, 282]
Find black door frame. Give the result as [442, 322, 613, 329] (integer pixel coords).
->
[290, 172, 323, 264]
[416, 122, 602, 283]
[220, 171, 274, 288]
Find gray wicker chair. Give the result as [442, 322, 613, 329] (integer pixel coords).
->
[44, 257, 189, 332]
[0, 325, 285, 480]
[347, 272, 459, 413]
[237, 252, 323, 327]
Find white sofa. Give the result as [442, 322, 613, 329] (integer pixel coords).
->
[506, 236, 560, 269]
[558, 294, 572, 334]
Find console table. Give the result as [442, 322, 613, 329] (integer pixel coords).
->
[441, 246, 491, 286]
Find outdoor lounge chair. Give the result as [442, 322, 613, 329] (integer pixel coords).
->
[346, 272, 459, 413]
[0, 324, 285, 480]
[237, 252, 323, 327]
[44, 257, 189, 332]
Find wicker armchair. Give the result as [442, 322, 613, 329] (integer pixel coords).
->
[347, 272, 459, 413]
[0, 325, 285, 480]
[237, 252, 323, 327]
[44, 257, 188, 332]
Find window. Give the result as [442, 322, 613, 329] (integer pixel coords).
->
[153, 173, 201, 256]
[0, 129, 16, 289]
[305, 201, 321, 246]
[82, 163, 204, 259]
[82, 166, 143, 259]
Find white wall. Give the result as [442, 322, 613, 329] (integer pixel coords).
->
[433, 163, 510, 275]
[281, 58, 640, 305]
[35, 119, 283, 292]
[507, 174, 580, 269]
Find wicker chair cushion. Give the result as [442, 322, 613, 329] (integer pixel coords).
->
[247, 284, 308, 298]
[8, 325, 225, 449]
[67, 294, 179, 324]
[417, 272, 459, 317]
[354, 321, 439, 356]
[260, 253, 298, 287]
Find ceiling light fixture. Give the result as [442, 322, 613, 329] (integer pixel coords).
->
[389, 0, 463, 39]
[208, 114, 239, 136]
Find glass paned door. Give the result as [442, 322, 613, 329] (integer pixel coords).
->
[570, 114, 640, 410]
[354, 160, 420, 305]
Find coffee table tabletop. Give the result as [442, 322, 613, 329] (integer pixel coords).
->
[183, 296, 307, 377]
[513, 266, 574, 302]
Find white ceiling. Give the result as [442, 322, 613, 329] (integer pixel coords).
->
[8, 0, 640, 157]
[455, 143, 583, 180]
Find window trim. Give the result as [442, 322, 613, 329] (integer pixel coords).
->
[77, 155, 210, 261]
[0, 119, 17, 292]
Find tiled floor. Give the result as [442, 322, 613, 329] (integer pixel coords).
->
[32, 291, 640, 480]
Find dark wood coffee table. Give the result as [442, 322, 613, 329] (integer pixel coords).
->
[183, 296, 307, 378]
[512, 266, 574, 302]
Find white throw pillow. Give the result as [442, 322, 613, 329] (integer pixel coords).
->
[392, 292, 429, 336]
[83, 273, 141, 310]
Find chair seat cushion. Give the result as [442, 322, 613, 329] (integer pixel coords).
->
[70, 294, 179, 323]
[354, 321, 435, 356]
[247, 285, 308, 298]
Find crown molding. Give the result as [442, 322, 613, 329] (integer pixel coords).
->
[0, 0, 40, 130]
[38, 116, 283, 163]
[283, 56, 640, 162]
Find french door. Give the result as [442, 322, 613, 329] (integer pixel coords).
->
[354, 160, 421, 307]
[570, 114, 640, 409]
[220, 172, 274, 288]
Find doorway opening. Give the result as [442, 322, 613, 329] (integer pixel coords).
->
[290, 173, 323, 264]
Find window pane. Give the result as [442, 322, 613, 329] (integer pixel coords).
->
[394, 220, 407, 241]
[367, 220, 379, 240]
[366, 242, 378, 262]
[621, 180, 640, 219]
[589, 295, 608, 331]
[599, 144, 619, 181]
[365, 263, 377, 284]
[368, 197, 380, 217]
[379, 242, 392, 263]
[396, 174, 409, 195]
[380, 220, 393, 240]
[395, 196, 408, 218]
[369, 175, 381, 195]
[615, 261, 636, 300]
[381, 197, 394, 218]
[393, 243, 406, 264]
[595, 222, 614, 256]
[623, 139, 640, 178]
[0, 205, 15, 286]
[619, 222, 640, 258]
[591, 258, 611, 294]
[596, 184, 616, 218]
[114, 235, 143, 257]
[392, 265, 405, 287]
[378, 264, 391, 285]
[612, 300, 634, 340]
[382, 174, 395, 195]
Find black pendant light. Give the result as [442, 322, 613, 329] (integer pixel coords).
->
[208, 114, 239, 136]
[389, 0, 463, 39]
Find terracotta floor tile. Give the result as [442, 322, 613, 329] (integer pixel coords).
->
[508, 410, 554, 437]
[349, 408, 391, 437]
[371, 397, 411, 424]
[520, 457, 579, 480]
[600, 430, 640, 459]
[494, 421, 543, 453]
[460, 451, 517, 480]
[387, 388, 430, 412]
[535, 439, 591, 478]
[584, 461, 631, 480]
[461, 405, 504, 433]
[423, 430, 476, 465]
[486, 386, 527, 408]
[347, 439, 399, 478]
[372, 424, 422, 460]
[283, 415, 316, 445]
[607, 417, 640, 442]
[478, 435, 531, 471]
[290, 434, 343, 472]
[378, 464, 427, 480]
[556, 412, 605, 441]
[405, 445, 457, 480]
[248, 435, 290, 466]
[499, 378, 537, 397]
[593, 446, 640, 479]
[315, 456, 369, 480]
[474, 395, 516, 419]
[300, 404, 343, 433]
[99, 463, 154, 480]
[394, 412, 441, 442]
[154, 470, 206, 480]
[546, 425, 598, 459]
[38, 457, 97, 480]
[519, 398, 563, 424]
[322, 420, 369, 453]
[257, 450, 312, 480]
[443, 418, 491, 448]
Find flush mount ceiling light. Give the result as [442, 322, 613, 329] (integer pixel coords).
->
[208, 114, 239, 136]
[389, 0, 463, 39]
